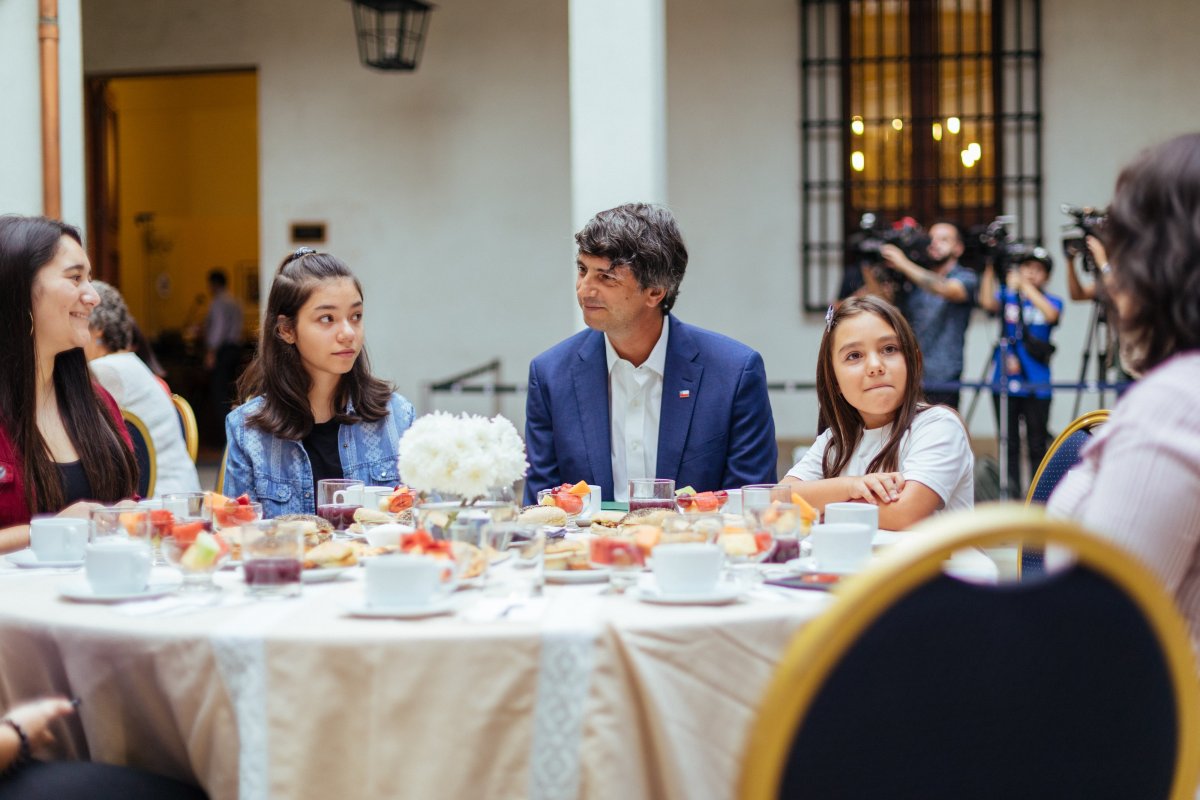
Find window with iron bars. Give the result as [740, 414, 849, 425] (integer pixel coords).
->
[800, 0, 1043, 311]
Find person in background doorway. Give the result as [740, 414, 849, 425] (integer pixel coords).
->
[204, 268, 244, 444]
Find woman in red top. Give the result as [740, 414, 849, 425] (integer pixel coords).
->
[0, 216, 137, 553]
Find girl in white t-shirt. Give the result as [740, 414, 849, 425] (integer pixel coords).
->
[782, 296, 973, 529]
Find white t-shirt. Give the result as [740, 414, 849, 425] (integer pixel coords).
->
[786, 405, 974, 513]
[89, 352, 202, 497]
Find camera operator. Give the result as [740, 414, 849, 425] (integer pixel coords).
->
[1064, 235, 1113, 301]
[979, 248, 1063, 496]
[866, 221, 979, 409]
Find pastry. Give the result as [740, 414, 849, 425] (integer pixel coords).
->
[544, 538, 590, 571]
[303, 540, 358, 569]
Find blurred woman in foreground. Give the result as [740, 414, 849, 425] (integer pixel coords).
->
[1049, 133, 1200, 650]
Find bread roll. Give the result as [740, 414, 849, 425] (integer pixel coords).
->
[518, 505, 568, 526]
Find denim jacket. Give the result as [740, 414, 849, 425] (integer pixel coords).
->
[223, 393, 415, 518]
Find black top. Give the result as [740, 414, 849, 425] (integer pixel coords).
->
[56, 461, 92, 506]
[303, 419, 343, 486]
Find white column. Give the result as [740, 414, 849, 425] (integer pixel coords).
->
[59, 0, 86, 231]
[568, 0, 668, 326]
[0, 1, 43, 215]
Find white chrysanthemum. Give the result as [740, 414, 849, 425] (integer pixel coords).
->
[397, 411, 529, 499]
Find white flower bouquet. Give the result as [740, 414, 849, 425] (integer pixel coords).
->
[397, 411, 529, 502]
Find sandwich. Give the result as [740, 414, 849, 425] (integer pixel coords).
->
[544, 539, 590, 571]
[303, 540, 358, 570]
[618, 507, 682, 529]
[587, 510, 624, 532]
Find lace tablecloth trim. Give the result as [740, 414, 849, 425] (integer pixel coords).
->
[528, 597, 601, 800]
[212, 601, 297, 800]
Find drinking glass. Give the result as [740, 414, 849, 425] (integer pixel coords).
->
[741, 483, 789, 514]
[536, 487, 587, 524]
[90, 507, 148, 542]
[163, 532, 227, 592]
[211, 498, 263, 531]
[162, 492, 209, 521]
[316, 479, 364, 531]
[243, 520, 304, 598]
[751, 502, 805, 563]
[483, 523, 545, 599]
[628, 478, 676, 513]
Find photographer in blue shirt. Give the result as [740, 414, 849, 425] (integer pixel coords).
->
[980, 248, 1063, 497]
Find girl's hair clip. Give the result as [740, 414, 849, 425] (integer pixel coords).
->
[284, 246, 318, 266]
[825, 304, 835, 332]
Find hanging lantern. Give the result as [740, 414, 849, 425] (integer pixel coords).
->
[350, 0, 434, 72]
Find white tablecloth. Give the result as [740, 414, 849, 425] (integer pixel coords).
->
[0, 532, 997, 800]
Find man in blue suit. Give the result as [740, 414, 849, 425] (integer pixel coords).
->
[524, 203, 777, 503]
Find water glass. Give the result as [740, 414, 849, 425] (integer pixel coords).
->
[162, 492, 209, 521]
[90, 507, 147, 542]
[483, 523, 545, 599]
[316, 479, 364, 530]
[741, 483, 789, 514]
[243, 520, 304, 598]
[628, 478, 675, 513]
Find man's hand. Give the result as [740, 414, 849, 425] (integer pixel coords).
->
[879, 243, 912, 272]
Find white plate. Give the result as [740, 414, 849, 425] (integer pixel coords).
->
[58, 579, 179, 603]
[301, 567, 351, 583]
[872, 531, 901, 548]
[341, 598, 456, 619]
[634, 585, 742, 606]
[785, 557, 861, 576]
[6, 550, 84, 569]
[544, 567, 611, 584]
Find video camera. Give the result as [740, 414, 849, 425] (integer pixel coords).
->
[961, 215, 1042, 273]
[1061, 204, 1108, 273]
[849, 213, 931, 266]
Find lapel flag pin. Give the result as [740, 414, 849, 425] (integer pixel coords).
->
[678, 390, 691, 399]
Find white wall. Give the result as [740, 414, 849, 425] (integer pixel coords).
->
[83, 0, 571, 428]
[0, 0, 85, 226]
[79, 0, 1200, 446]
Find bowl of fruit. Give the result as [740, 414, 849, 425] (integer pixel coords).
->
[537, 481, 592, 525]
[674, 487, 730, 514]
[163, 526, 231, 592]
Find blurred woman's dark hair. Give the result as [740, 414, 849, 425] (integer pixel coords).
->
[0, 215, 137, 512]
[1105, 132, 1200, 374]
[236, 249, 393, 440]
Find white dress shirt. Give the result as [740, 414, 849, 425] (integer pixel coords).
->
[606, 321, 669, 502]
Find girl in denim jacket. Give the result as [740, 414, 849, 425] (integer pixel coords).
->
[223, 248, 414, 517]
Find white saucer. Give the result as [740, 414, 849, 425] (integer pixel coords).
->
[635, 585, 742, 606]
[301, 567, 351, 584]
[58, 579, 179, 603]
[7, 550, 84, 569]
[342, 598, 456, 619]
[785, 557, 861, 576]
[545, 567, 610, 584]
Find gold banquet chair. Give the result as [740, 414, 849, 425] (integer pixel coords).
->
[739, 504, 1200, 800]
[121, 408, 156, 499]
[170, 393, 200, 463]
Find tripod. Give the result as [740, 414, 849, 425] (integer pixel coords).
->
[1072, 297, 1117, 417]
[965, 300, 1019, 500]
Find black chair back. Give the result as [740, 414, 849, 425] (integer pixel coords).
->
[121, 409, 155, 498]
[740, 505, 1200, 800]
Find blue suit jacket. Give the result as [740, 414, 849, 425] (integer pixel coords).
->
[524, 315, 777, 502]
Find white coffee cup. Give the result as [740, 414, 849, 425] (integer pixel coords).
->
[723, 489, 744, 516]
[651, 543, 724, 596]
[823, 502, 879, 534]
[365, 554, 451, 607]
[364, 523, 414, 549]
[333, 485, 365, 506]
[808, 523, 874, 572]
[85, 539, 152, 595]
[587, 484, 602, 517]
[30, 517, 89, 562]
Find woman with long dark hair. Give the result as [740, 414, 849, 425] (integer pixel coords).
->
[0, 216, 138, 553]
[223, 248, 414, 517]
[781, 295, 973, 529]
[1049, 132, 1200, 651]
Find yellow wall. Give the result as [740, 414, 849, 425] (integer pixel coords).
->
[110, 71, 258, 339]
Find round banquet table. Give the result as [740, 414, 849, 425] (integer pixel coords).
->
[0, 536, 997, 800]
